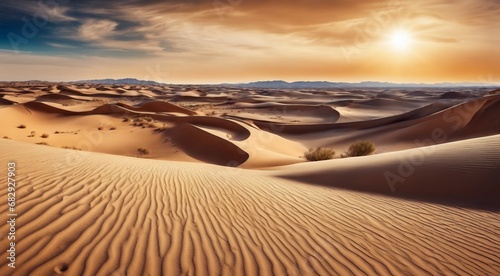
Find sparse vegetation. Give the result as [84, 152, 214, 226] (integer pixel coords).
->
[28, 131, 36, 137]
[36, 142, 49, 146]
[342, 141, 376, 157]
[137, 147, 150, 155]
[98, 126, 104, 130]
[41, 133, 49, 138]
[2, 136, 10, 139]
[155, 125, 167, 133]
[304, 147, 336, 161]
[17, 124, 26, 129]
[54, 131, 60, 134]
[62, 146, 82, 150]
[109, 127, 116, 130]
[131, 116, 157, 129]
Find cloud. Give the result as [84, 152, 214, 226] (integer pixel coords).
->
[45, 42, 77, 48]
[78, 19, 118, 40]
[0, 0, 499, 83]
[0, 0, 75, 22]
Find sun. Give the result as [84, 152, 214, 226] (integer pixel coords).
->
[390, 30, 412, 51]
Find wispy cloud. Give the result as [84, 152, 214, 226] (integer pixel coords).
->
[78, 19, 118, 40]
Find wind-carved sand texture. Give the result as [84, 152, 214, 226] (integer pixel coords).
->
[0, 83, 499, 275]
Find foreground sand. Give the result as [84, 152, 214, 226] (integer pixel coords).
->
[0, 83, 499, 275]
[0, 137, 499, 275]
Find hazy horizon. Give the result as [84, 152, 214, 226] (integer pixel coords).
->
[1, 0, 499, 84]
[1, 78, 500, 87]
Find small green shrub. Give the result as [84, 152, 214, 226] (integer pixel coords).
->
[304, 147, 336, 161]
[343, 141, 375, 157]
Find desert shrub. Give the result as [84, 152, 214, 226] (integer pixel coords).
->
[28, 131, 36, 137]
[36, 142, 49, 146]
[132, 116, 154, 127]
[155, 126, 167, 133]
[41, 133, 49, 138]
[3, 136, 10, 139]
[97, 126, 103, 130]
[343, 141, 375, 157]
[17, 124, 26, 129]
[62, 146, 82, 150]
[109, 127, 116, 130]
[304, 147, 336, 161]
[137, 148, 150, 155]
[54, 131, 60, 134]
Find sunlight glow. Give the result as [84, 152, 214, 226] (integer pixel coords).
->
[390, 30, 412, 51]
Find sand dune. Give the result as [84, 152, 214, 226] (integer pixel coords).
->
[166, 123, 249, 166]
[1, 139, 499, 275]
[0, 83, 499, 275]
[0, 97, 15, 105]
[271, 134, 500, 206]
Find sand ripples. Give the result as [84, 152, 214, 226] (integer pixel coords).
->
[1, 141, 499, 275]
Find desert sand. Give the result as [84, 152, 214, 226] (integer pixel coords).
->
[0, 83, 499, 275]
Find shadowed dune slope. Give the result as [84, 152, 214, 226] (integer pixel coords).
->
[252, 102, 451, 134]
[0, 97, 15, 105]
[35, 94, 83, 102]
[272, 134, 500, 207]
[365, 95, 500, 144]
[116, 101, 196, 116]
[454, 96, 500, 138]
[166, 123, 249, 166]
[0, 140, 499, 275]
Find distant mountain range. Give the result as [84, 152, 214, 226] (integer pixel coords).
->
[220, 80, 499, 89]
[4, 78, 498, 88]
[70, 78, 161, 85]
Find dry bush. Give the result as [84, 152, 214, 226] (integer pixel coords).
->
[17, 124, 26, 129]
[155, 126, 167, 133]
[62, 146, 82, 150]
[36, 142, 49, 146]
[109, 127, 116, 130]
[137, 148, 150, 155]
[304, 147, 336, 161]
[41, 133, 49, 138]
[343, 141, 375, 157]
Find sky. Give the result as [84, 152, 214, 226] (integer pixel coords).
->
[0, 0, 499, 84]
